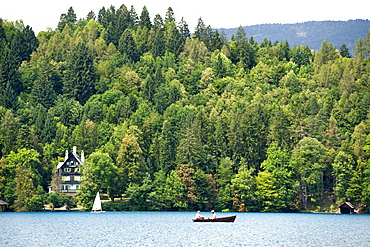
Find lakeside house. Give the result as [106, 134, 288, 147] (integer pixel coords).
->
[51, 146, 85, 196]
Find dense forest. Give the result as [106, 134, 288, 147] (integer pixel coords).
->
[220, 20, 370, 53]
[1, 5, 370, 213]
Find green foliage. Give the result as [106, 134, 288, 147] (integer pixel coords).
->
[231, 165, 257, 211]
[63, 42, 97, 104]
[1, 8, 370, 212]
[58, 7, 77, 31]
[47, 192, 75, 209]
[291, 137, 328, 209]
[126, 172, 152, 210]
[83, 151, 116, 200]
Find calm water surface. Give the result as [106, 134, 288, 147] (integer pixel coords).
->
[1, 211, 369, 246]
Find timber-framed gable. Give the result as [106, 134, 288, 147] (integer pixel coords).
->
[51, 146, 85, 195]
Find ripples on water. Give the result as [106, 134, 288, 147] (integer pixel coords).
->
[1, 211, 370, 246]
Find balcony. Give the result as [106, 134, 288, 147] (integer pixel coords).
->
[61, 189, 77, 193]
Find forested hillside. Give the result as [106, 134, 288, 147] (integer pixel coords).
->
[219, 20, 370, 53]
[1, 5, 370, 213]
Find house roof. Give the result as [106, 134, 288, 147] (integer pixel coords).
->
[339, 202, 355, 209]
[57, 152, 84, 169]
[0, 200, 10, 206]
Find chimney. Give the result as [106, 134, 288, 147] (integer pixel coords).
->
[65, 150, 69, 161]
[73, 146, 77, 155]
[81, 150, 85, 163]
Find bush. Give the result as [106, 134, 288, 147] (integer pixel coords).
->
[26, 195, 44, 211]
[102, 201, 130, 211]
[47, 192, 76, 209]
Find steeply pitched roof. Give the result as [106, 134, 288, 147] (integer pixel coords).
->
[57, 162, 64, 169]
[0, 200, 10, 206]
[57, 151, 84, 169]
[339, 202, 355, 209]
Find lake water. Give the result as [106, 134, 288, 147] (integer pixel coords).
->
[1, 211, 369, 246]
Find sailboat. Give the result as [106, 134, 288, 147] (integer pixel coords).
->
[91, 192, 105, 213]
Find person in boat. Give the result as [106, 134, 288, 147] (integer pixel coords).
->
[211, 210, 217, 219]
[195, 210, 204, 219]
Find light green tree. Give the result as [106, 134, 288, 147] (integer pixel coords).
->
[116, 132, 147, 196]
[84, 151, 117, 201]
[291, 137, 327, 210]
[231, 165, 257, 211]
[255, 171, 279, 212]
[13, 167, 37, 211]
[165, 170, 187, 210]
[332, 151, 354, 203]
[258, 142, 297, 211]
[315, 39, 339, 67]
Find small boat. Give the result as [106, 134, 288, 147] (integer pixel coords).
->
[193, 215, 236, 222]
[91, 192, 105, 213]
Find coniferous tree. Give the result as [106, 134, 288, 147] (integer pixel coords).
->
[57, 7, 77, 31]
[193, 18, 206, 42]
[159, 120, 178, 173]
[31, 69, 56, 109]
[138, 6, 151, 30]
[153, 14, 164, 31]
[152, 30, 165, 57]
[290, 45, 312, 66]
[86, 11, 96, 21]
[340, 44, 352, 58]
[165, 21, 183, 56]
[63, 42, 97, 104]
[118, 29, 139, 62]
[178, 17, 190, 41]
[129, 5, 139, 27]
[1, 83, 18, 110]
[1, 110, 19, 155]
[315, 39, 339, 66]
[97, 7, 108, 27]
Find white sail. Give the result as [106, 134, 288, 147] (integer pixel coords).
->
[92, 192, 102, 211]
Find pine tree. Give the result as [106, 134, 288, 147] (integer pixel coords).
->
[118, 29, 139, 62]
[57, 7, 77, 31]
[138, 6, 151, 30]
[63, 42, 97, 104]
[340, 44, 352, 58]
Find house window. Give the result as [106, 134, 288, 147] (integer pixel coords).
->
[64, 168, 71, 172]
[75, 167, 80, 173]
[74, 176, 82, 181]
[62, 176, 70, 181]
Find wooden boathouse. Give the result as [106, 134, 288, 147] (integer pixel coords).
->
[339, 202, 355, 214]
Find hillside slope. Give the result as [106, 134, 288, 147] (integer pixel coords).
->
[218, 19, 370, 52]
